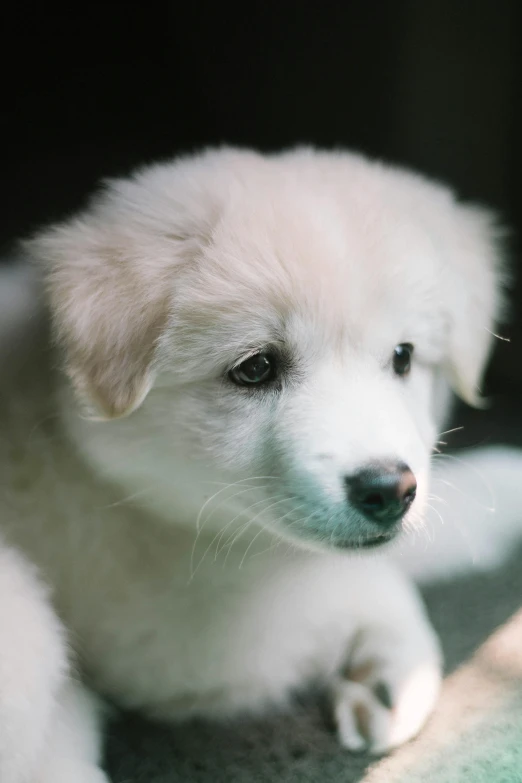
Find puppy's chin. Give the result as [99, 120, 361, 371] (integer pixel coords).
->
[269, 517, 403, 555]
[334, 530, 400, 550]
[317, 524, 404, 553]
[329, 501, 424, 552]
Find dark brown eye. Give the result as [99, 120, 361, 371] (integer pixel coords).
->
[392, 343, 413, 376]
[229, 353, 276, 386]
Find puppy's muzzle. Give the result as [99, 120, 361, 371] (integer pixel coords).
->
[345, 461, 417, 526]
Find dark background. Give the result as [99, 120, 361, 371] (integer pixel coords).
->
[2, 1, 522, 414]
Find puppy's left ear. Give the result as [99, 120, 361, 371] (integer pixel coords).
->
[442, 203, 508, 407]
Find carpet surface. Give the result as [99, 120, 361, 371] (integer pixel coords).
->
[103, 403, 522, 782]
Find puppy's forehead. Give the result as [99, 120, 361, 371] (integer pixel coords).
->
[182, 185, 441, 349]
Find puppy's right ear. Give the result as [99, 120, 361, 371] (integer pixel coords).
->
[24, 215, 177, 420]
[440, 204, 509, 407]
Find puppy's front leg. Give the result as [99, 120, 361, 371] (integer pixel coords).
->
[333, 561, 442, 755]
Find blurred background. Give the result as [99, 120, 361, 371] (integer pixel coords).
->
[2, 1, 521, 437]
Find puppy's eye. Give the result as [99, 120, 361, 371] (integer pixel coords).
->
[392, 343, 413, 376]
[229, 353, 276, 386]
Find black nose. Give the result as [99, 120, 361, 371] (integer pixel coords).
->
[345, 462, 417, 526]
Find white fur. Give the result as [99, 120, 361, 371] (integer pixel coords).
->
[0, 147, 518, 780]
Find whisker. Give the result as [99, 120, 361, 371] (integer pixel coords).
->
[437, 426, 464, 439]
[484, 327, 510, 342]
[97, 485, 159, 510]
[427, 492, 450, 509]
[222, 520, 257, 568]
[239, 525, 270, 569]
[248, 531, 286, 561]
[195, 476, 278, 534]
[191, 498, 260, 578]
[216, 494, 289, 557]
[201, 485, 265, 542]
[426, 498, 479, 563]
[279, 506, 323, 537]
[432, 476, 495, 514]
[431, 451, 496, 512]
[190, 478, 280, 576]
[424, 502, 444, 538]
[190, 489, 279, 580]
[224, 496, 307, 567]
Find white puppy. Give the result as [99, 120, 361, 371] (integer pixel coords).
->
[0, 147, 520, 782]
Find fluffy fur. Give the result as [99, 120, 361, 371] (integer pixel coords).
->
[0, 147, 520, 782]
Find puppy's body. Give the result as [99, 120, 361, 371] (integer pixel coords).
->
[0, 323, 440, 738]
[0, 148, 519, 782]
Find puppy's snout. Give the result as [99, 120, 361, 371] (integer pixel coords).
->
[345, 462, 417, 526]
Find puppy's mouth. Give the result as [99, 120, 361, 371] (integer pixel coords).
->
[334, 530, 399, 550]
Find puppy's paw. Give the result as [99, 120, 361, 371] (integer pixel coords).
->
[333, 656, 441, 755]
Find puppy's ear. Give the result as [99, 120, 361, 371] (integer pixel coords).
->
[24, 216, 176, 420]
[442, 204, 508, 406]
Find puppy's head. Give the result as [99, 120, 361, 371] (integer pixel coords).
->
[26, 148, 506, 551]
